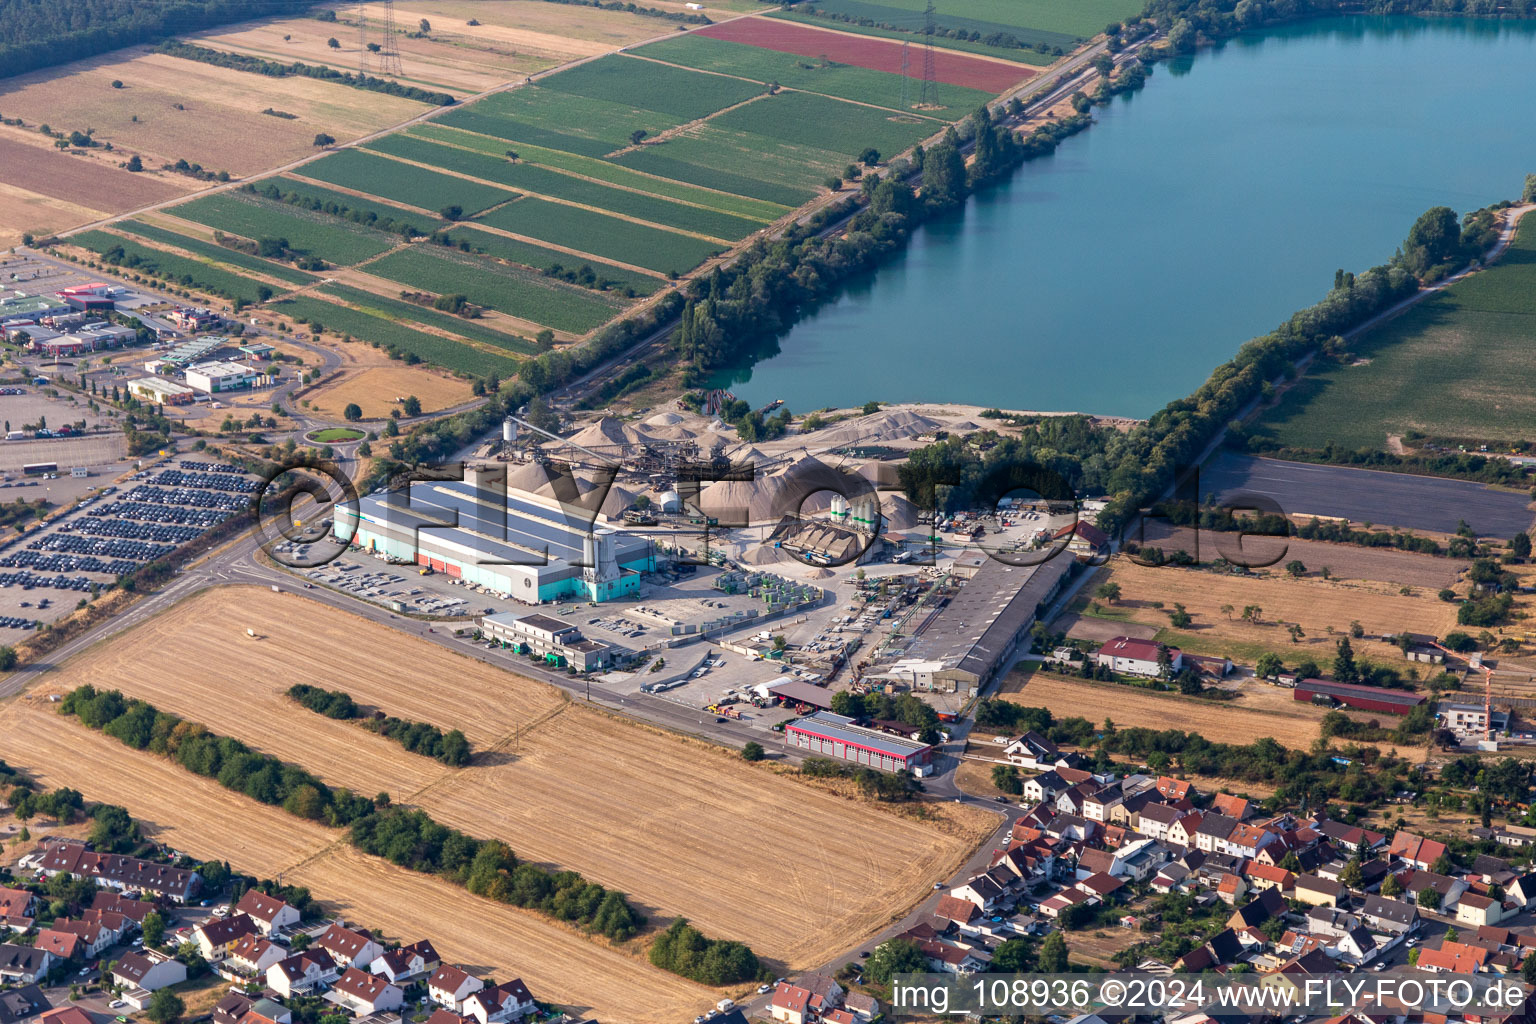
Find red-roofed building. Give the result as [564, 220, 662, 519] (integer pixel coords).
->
[1416, 940, 1489, 974]
[770, 983, 813, 1024]
[332, 968, 403, 1015]
[1052, 521, 1108, 558]
[1094, 637, 1181, 678]
[1390, 831, 1449, 872]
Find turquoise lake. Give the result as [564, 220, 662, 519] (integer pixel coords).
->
[709, 16, 1536, 417]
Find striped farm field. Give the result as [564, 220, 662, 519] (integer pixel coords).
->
[408, 125, 789, 222]
[435, 88, 686, 158]
[317, 283, 538, 355]
[610, 147, 816, 207]
[363, 246, 626, 333]
[438, 226, 662, 296]
[712, 90, 941, 159]
[694, 16, 1034, 93]
[270, 294, 521, 376]
[475, 197, 721, 276]
[169, 193, 399, 266]
[363, 135, 765, 241]
[69, 230, 289, 304]
[617, 125, 850, 203]
[264, 177, 448, 233]
[536, 54, 765, 120]
[635, 32, 996, 118]
[115, 220, 318, 286]
[298, 149, 515, 217]
[765, 10, 1055, 64]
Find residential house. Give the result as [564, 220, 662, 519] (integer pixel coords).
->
[1314, 820, 1386, 855]
[195, 914, 259, 962]
[1415, 939, 1489, 975]
[227, 935, 286, 976]
[34, 843, 199, 902]
[428, 964, 485, 1011]
[316, 923, 385, 970]
[0, 888, 34, 935]
[934, 896, 981, 929]
[372, 946, 432, 984]
[1004, 732, 1061, 770]
[266, 950, 340, 998]
[1077, 873, 1126, 902]
[1243, 862, 1295, 894]
[1136, 803, 1186, 843]
[0, 945, 51, 984]
[234, 891, 301, 937]
[425, 1012, 475, 1024]
[1193, 813, 1239, 854]
[1330, 926, 1377, 966]
[795, 974, 845, 1017]
[1166, 811, 1204, 849]
[1305, 907, 1359, 941]
[31, 930, 80, 962]
[89, 892, 153, 926]
[49, 914, 114, 957]
[76, 912, 130, 947]
[843, 993, 879, 1022]
[1023, 771, 1069, 804]
[331, 968, 404, 1016]
[1056, 782, 1099, 817]
[1360, 895, 1419, 936]
[112, 950, 186, 993]
[36, 1009, 87, 1024]
[1472, 825, 1536, 850]
[1044, 813, 1097, 844]
[0, 987, 49, 1024]
[1210, 794, 1253, 821]
[1216, 874, 1247, 905]
[1388, 831, 1449, 872]
[1456, 892, 1505, 929]
[918, 939, 985, 974]
[463, 980, 535, 1024]
[1507, 874, 1536, 908]
[1040, 887, 1092, 919]
[769, 983, 813, 1024]
[1471, 854, 1517, 886]
[213, 994, 291, 1024]
[1228, 889, 1286, 932]
[1294, 875, 1346, 907]
[1094, 637, 1181, 677]
[950, 874, 1004, 913]
[1401, 869, 1466, 911]
[1152, 862, 1192, 894]
[1083, 784, 1125, 823]
[1156, 777, 1193, 802]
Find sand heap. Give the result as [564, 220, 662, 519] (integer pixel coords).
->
[560, 416, 649, 449]
[808, 409, 946, 446]
[880, 493, 922, 530]
[696, 453, 869, 523]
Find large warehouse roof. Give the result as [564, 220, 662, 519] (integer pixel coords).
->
[786, 712, 932, 758]
[1295, 679, 1424, 708]
[351, 481, 650, 568]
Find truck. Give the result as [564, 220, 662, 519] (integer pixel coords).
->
[4, 431, 22, 441]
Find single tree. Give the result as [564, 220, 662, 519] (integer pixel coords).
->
[313, 133, 335, 147]
[1038, 931, 1069, 973]
[147, 990, 184, 1024]
[343, 403, 363, 422]
[142, 911, 165, 946]
[326, 37, 340, 48]
[1096, 581, 1121, 604]
[741, 741, 764, 762]
[126, 154, 143, 172]
[419, 18, 431, 33]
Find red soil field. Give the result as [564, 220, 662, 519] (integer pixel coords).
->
[696, 17, 1032, 94]
[0, 135, 183, 211]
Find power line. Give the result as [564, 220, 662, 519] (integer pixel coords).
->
[920, 0, 939, 109]
[356, 1, 369, 75]
[900, 39, 910, 110]
[376, 0, 403, 77]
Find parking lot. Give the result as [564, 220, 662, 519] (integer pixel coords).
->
[0, 456, 257, 631]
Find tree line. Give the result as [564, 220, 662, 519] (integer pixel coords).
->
[57, 684, 762, 968]
[246, 181, 428, 239]
[286, 684, 472, 766]
[0, 0, 315, 80]
[156, 40, 456, 106]
[646, 918, 765, 986]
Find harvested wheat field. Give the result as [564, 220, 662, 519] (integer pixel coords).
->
[414, 704, 992, 967]
[1006, 671, 1326, 748]
[0, 706, 710, 1023]
[308, 364, 477, 420]
[0, 182, 109, 249]
[1095, 558, 1460, 664]
[0, 131, 183, 213]
[6, 587, 984, 972]
[0, 51, 429, 176]
[289, 846, 712, 1020]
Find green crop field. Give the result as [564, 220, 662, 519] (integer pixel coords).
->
[435, 87, 685, 158]
[764, 10, 1054, 64]
[364, 134, 765, 241]
[610, 147, 816, 207]
[436, 226, 661, 296]
[317, 283, 538, 354]
[537, 54, 765, 120]
[168, 194, 398, 266]
[70, 230, 288, 304]
[297, 150, 514, 217]
[270, 294, 521, 376]
[363, 246, 626, 334]
[795, 0, 1141, 46]
[475, 197, 721, 276]
[115, 221, 317, 286]
[634, 33, 994, 119]
[409, 125, 789, 222]
[615, 124, 850, 201]
[1255, 220, 1536, 450]
[711, 91, 940, 160]
[263, 178, 447, 233]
